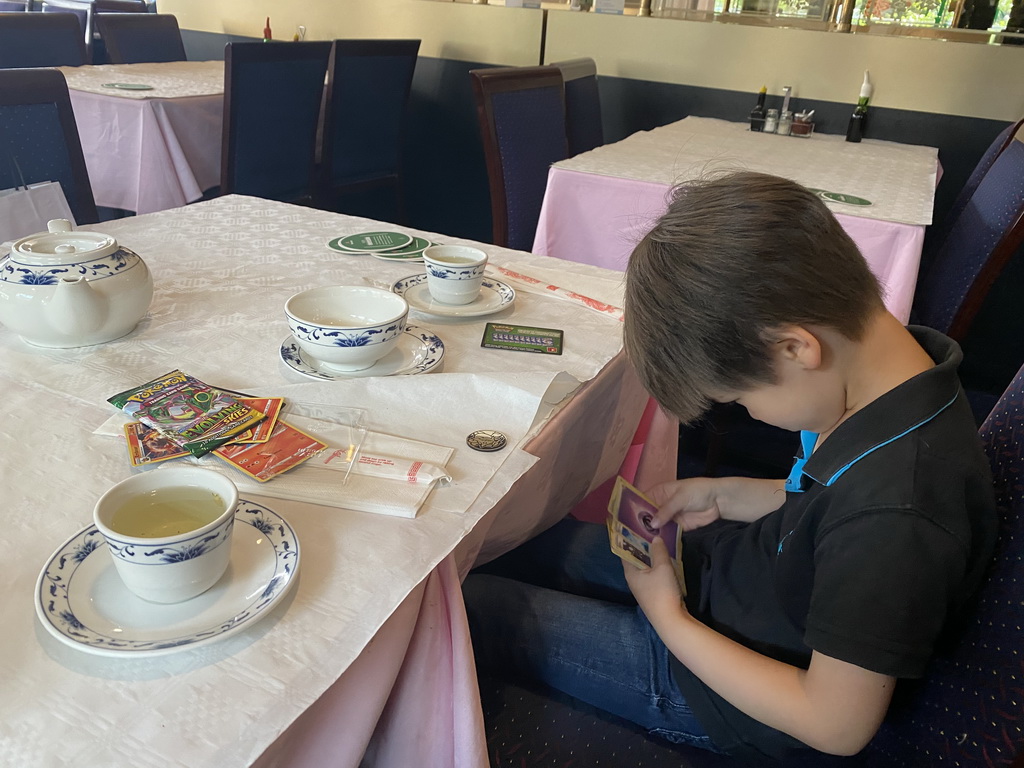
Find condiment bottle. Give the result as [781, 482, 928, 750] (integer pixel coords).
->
[749, 85, 767, 132]
[778, 110, 794, 136]
[263, 17, 272, 42]
[846, 71, 871, 143]
[764, 108, 779, 134]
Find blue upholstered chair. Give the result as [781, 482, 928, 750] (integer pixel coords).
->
[0, 68, 98, 226]
[0, 11, 88, 68]
[469, 65, 569, 251]
[314, 39, 420, 223]
[94, 13, 185, 64]
[39, 0, 92, 58]
[0, 2, 28, 11]
[220, 41, 332, 205]
[857, 362, 1024, 768]
[914, 135, 1024, 343]
[551, 57, 605, 158]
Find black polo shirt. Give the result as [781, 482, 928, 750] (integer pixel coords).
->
[672, 326, 998, 762]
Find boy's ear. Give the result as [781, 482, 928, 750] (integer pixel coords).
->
[772, 325, 823, 370]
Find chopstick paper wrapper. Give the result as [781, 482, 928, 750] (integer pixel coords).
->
[310, 450, 452, 486]
[492, 265, 624, 322]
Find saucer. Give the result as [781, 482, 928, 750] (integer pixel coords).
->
[391, 274, 516, 318]
[280, 324, 444, 380]
[35, 500, 299, 658]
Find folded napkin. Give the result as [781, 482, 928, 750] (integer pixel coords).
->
[94, 413, 454, 518]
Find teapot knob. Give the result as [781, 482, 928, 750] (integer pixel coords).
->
[47, 219, 73, 234]
[54, 244, 77, 254]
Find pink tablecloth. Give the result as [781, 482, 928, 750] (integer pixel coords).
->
[533, 169, 925, 324]
[68, 90, 222, 214]
[252, 353, 678, 768]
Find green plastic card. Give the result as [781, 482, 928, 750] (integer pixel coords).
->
[481, 323, 563, 355]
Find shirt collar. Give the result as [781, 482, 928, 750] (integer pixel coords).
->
[798, 326, 963, 489]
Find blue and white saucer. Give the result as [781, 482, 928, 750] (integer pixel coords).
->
[35, 500, 299, 657]
[280, 325, 444, 380]
[391, 273, 515, 318]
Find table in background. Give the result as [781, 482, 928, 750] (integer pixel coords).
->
[60, 60, 224, 215]
[534, 116, 941, 323]
[1, 195, 674, 768]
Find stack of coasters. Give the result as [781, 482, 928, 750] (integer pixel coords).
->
[326, 231, 435, 262]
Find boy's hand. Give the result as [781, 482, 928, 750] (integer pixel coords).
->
[645, 478, 722, 531]
[623, 537, 687, 624]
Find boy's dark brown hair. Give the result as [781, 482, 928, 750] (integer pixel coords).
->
[624, 171, 884, 424]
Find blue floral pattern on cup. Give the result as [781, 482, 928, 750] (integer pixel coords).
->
[291, 320, 406, 348]
[1, 247, 141, 285]
[104, 516, 234, 565]
[425, 263, 483, 281]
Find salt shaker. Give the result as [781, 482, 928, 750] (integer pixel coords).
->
[764, 108, 779, 134]
[778, 110, 794, 136]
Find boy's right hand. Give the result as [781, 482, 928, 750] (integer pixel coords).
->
[645, 478, 723, 531]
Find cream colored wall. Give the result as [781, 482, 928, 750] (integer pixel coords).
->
[546, 13, 1023, 121]
[160, 0, 544, 66]
[162, 0, 1022, 121]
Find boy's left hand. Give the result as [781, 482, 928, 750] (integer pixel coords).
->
[623, 537, 687, 624]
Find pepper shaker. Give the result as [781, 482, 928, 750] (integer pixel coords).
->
[764, 108, 779, 134]
[778, 110, 794, 136]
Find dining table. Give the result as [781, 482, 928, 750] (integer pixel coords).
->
[59, 60, 224, 215]
[0, 194, 677, 767]
[534, 116, 941, 324]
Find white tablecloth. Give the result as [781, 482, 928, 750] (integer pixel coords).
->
[60, 61, 224, 214]
[0, 195, 656, 767]
[534, 116, 940, 322]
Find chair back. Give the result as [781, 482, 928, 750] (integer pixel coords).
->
[0, 68, 98, 225]
[469, 66, 568, 251]
[0, 2, 28, 11]
[0, 11, 88, 67]
[315, 39, 420, 218]
[221, 41, 332, 204]
[943, 117, 1024, 235]
[39, 0, 91, 54]
[551, 57, 604, 157]
[861, 363, 1024, 767]
[95, 13, 185, 63]
[913, 135, 1024, 341]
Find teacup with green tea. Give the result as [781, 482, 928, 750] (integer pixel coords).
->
[93, 466, 239, 604]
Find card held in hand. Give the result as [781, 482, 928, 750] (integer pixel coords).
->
[607, 476, 685, 594]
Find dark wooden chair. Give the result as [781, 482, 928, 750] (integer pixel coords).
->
[0, 68, 98, 225]
[0, 10, 88, 67]
[469, 65, 568, 251]
[314, 39, 420, 223]
[220, 41, 332, 205]
[551, 57, 604, 157]
[95, 12, 185, 63]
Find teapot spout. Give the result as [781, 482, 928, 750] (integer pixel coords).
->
[48, 275, 108, 337]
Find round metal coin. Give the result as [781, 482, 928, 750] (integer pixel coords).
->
[466, 429, 507, 452]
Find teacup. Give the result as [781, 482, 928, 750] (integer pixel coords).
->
[422, 245, 488, 305]
[93, 466, 239, 604]
[285, 285, 409, 372]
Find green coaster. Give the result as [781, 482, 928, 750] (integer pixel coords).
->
[807, 188, 872, 207]
[328, 231, 413, 253]
[374, 236, 433, 259]
[101, 83, 154, 91]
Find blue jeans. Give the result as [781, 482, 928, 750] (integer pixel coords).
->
[463, 518, 722, 753]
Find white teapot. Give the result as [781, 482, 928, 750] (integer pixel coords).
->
[0, 219, 153, 348]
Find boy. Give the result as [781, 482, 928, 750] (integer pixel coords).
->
[463, 172, 997, 761]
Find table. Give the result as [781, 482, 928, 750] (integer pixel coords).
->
[0, 195, 674, 767]
[59, 61, 224, 215]
[534, 116, 941, 323]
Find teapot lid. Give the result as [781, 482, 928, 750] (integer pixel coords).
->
[12, 221, 116, 265]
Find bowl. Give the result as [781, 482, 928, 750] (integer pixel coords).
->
[285, 285, 409, 371]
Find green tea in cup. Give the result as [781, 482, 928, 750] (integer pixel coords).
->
[109, 486, 227, 538]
